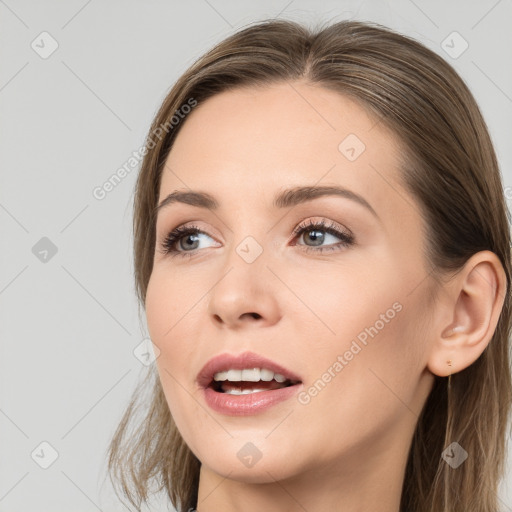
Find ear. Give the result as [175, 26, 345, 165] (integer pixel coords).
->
[427, 250, 507, 377]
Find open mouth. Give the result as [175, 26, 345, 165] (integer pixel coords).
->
[199, 353, 303, 414]
[208, 368, 301, 395]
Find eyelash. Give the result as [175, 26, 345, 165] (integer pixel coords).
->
[158, 219, 355, 259]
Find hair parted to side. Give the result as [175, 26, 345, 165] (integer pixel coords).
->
[106, 18, 512, 512]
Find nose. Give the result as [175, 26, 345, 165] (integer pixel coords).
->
[207, 255, 282, 330]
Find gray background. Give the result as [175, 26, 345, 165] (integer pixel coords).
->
[1, 1, 511, 511]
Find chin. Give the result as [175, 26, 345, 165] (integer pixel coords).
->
[199, 449, 301, 484]
[191, 431, 311, 484]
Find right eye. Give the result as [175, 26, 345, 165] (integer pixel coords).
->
[159, 224, 218, 258]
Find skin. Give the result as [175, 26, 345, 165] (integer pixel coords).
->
[145, 81, 506, 512]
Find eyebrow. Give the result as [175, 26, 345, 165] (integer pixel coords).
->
[155, 185, 378, 219]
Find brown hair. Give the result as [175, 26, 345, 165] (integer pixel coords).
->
[106, 18, 512, 512]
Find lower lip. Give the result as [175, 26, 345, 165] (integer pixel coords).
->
[203, 384, 302, 416]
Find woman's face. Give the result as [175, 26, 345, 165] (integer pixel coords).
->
[145, 82, 437, 484]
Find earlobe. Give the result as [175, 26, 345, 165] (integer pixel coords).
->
[426, 250, 506, 378]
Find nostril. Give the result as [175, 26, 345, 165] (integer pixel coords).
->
[241, 312, 261, 320]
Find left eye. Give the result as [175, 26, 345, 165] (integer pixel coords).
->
[159, 219, 354, 258]
[292, 219, 354, 253]
[298, 229, 339, 246]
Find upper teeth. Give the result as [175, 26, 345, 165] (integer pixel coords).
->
[213, 368, 287, 383]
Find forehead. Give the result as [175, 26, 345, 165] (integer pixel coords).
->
[159, 82, 415, 229]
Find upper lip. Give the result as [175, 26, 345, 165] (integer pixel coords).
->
[196, 351, 303, 389]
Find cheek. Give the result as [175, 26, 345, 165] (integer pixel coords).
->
[145, 270, 201, 392]
[286, 257, 402, 350]
[145, 270, 172, 340]
[146, 282, 226, 461]
[145, 268, 200, 343]
[293, 259, 426, 405]
[292, 300, 424, 465]
[145, 273, 205, 445]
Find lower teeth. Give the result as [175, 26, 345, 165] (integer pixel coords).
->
[224, 388, 267, 395]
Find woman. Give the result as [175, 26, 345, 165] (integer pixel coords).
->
[106, 18, 512, 512]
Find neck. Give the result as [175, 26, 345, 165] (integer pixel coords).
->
[195, 430, 410, 512]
